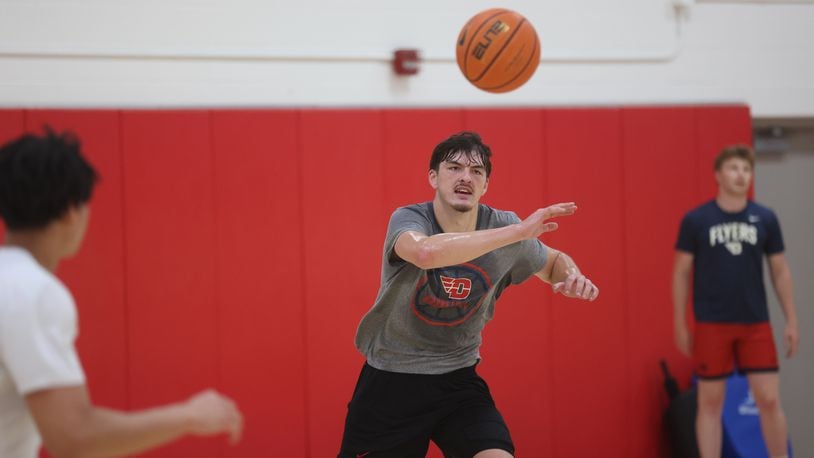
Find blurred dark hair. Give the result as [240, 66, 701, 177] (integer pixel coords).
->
[0, 127, 99, 230]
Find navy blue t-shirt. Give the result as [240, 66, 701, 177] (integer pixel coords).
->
[675, 200, 784, 323]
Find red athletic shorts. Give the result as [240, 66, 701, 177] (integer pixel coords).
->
[693, 322, 778, 379]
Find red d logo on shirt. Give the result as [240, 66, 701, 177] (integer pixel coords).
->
[412, 263, 493, 326]
[440, 276, 472, 300]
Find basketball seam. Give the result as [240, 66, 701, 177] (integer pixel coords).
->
[463, 9, 509, 81]
[483, 30, 539, 91]
[472, 18, 526, 84]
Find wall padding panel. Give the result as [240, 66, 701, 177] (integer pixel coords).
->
[299, 110, 386, 457]
[211, 110, 308, 457]
[545, 109, 629, 457]
[0, 105, 753, 458]
[121, 111, 220, 457]
[622, 107, 697, 457]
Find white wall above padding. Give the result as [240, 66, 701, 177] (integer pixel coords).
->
[1, 0, 813, 117]
[0, 0, 678, 61]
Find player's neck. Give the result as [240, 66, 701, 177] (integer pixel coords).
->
[432, 199, 478, 233]
[716, 191, 748, 213]
[5, 231, 63, 272]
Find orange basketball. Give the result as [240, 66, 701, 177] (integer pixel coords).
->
[456, 8, 540, 93]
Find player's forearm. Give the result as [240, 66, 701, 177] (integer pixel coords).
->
[60, 404, 191, 458]
[672, 269, 691, 327]
[410, 224, 524, 269]
[546, 250, 580, 284]
[771, 264, 798, 325]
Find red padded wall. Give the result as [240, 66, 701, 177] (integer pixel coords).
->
[121, 111, 221, 457]
[211, 110, 308, 457]
[24, 111, 129, 411]
[622, 107, 698, 457]
[0, 110, 24, 144]
[0, 105, 752, 457]
[299, 110, 386, 457]
[545, 109, 630, 457]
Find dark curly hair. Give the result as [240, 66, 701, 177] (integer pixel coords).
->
[429, 131, 493, 178]
[0, 127, 99, 230]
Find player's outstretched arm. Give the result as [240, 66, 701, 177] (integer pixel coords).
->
[26, 386, 243, 458]
[534, 248, 599, 301]
[395, 203, 577, 270]
[672, 251, 694, 358]
[768, 252, 799, 358]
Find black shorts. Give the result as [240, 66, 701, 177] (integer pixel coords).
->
[338, 362, 514, 458]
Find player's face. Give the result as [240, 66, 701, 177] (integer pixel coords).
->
[716, 157, 752, 197]
[429, 151, 489, 212]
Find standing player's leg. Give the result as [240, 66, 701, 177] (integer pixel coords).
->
[739, 322, 786, 457]
[695, 379, 726, 457]
[747, 373, 788, 457]
[693, 322, 737, 457]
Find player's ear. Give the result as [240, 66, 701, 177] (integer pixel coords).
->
[58, 205, 80, 226]
[428, 169, 438, 189]
[482, 177, 488, 196]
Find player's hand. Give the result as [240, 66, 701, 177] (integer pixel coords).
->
[784, 321, 799, 358]
[552, 272, 598, 301]
[674, 323, 692, 358]
[519, 202, 577, 239]
[184, 389, 244, 444]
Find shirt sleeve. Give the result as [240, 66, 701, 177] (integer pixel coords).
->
[764, 209, 785, 255]
[383, 206, 434, 264]
[675, 212, 697, 253]
[0, 282, 86, 396]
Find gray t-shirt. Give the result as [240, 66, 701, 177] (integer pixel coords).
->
[355, 202, 548, 374]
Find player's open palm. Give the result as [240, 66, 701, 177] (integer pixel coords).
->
[185, 389, 244, 444]
[520, 202, 577, 239]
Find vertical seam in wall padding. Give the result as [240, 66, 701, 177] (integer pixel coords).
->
[296, 110, 312, 457]
[118, 110, 132, 410]
[694, 108, 702, 205]
[618, 108, 632, 458]
[541, 109, 556, 458]
[379, 110, 386, 234]
[208, 111, 223, 389]
[207, 110, 225, 458]
[545, 108, 555, 458]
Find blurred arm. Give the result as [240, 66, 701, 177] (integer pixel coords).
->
[767, 252, 799, 357]
[26, 386, 242, 458]
[672, 251, 694, 357]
